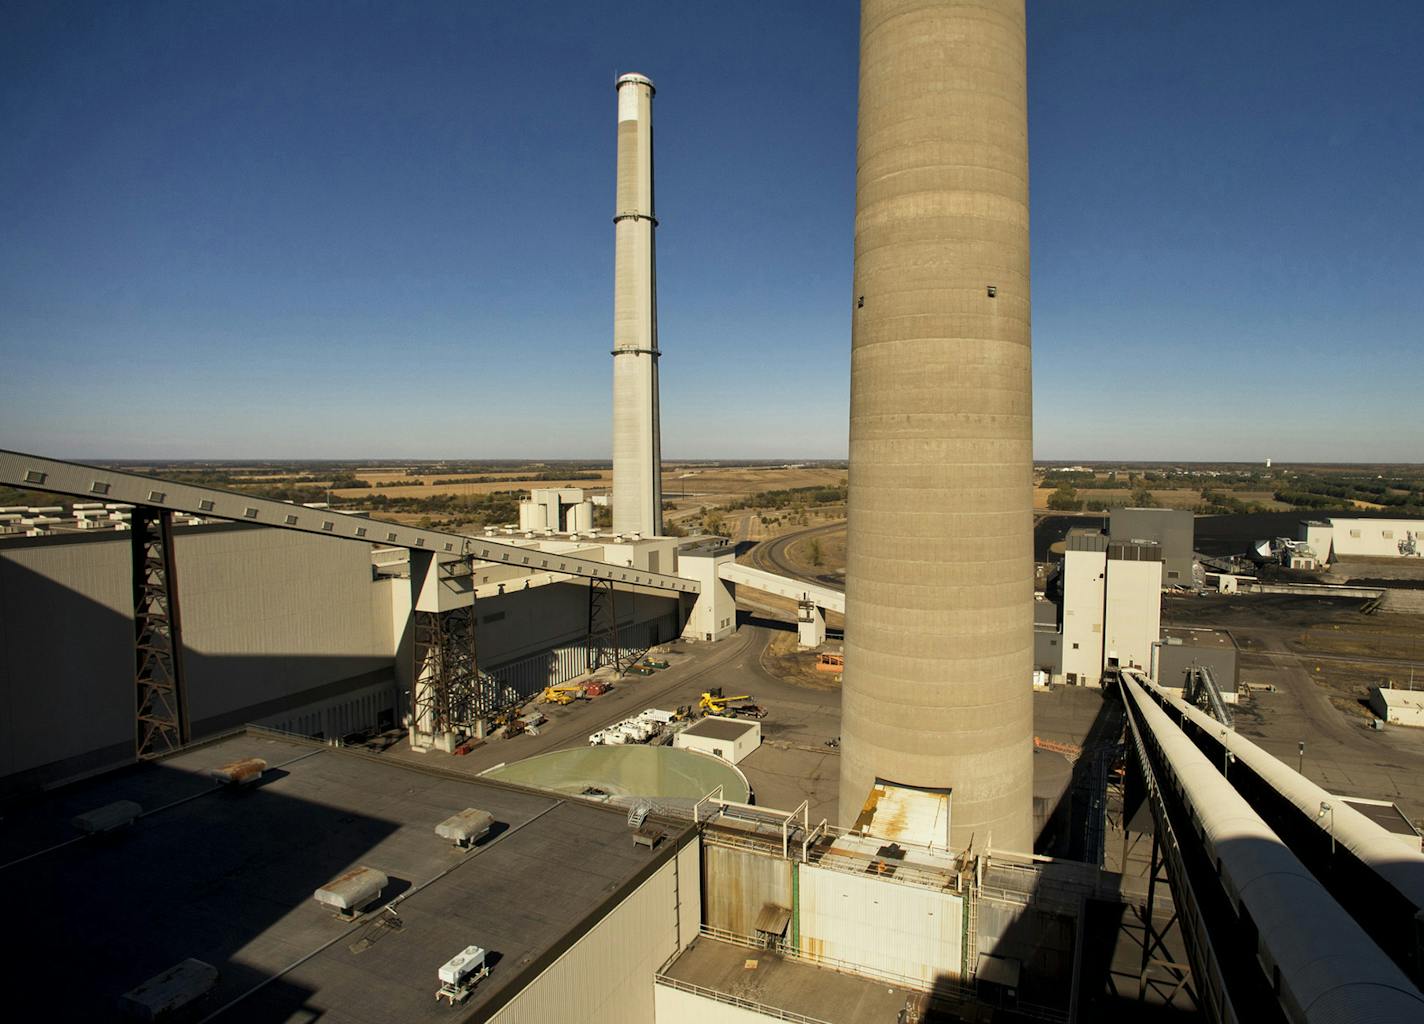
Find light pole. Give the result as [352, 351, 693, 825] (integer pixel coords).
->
[1317, 801, 1335, 856]
[1298, 740, 1305, 774]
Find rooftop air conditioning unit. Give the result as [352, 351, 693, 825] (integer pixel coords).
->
[72, 799, 143, 835]
[436, 945, 490, 1005]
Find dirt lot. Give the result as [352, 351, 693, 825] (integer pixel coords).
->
[759, 630, 841, 691]
[785, 527, 847, 575]
[1163, 593, 1424, 825]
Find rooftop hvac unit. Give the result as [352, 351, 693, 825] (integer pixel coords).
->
[120, 958, 219, 1021]
[72, 799, 143, 835]
[313, 866, 388, 919]
[435, 808, 495, 848]
[436, 945, 490, 1004]
[207, 757, 267, 787]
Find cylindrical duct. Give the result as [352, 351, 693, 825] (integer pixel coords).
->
[838, 0, 1034, 853]
[611, 73, 663, 538]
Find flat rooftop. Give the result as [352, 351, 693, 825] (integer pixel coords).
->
[661, 936, 934, 1023]
[2, 730, 692, 1022]
[1342, 797, 1423, 840]
[682, 717, 757, 741]
[1162, 625, 1234, 648]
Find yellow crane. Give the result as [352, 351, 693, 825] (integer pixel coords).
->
[540, 684, 585, 705]
[698, 689, 751, 717]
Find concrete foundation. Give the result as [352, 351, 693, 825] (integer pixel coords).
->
[838, 0, 1034, 852]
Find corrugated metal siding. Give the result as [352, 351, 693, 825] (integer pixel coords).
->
[703, 844, 793, 937]
[485, 612, 679, 705]
[261, 678, 398, 738]
[488, 851, 683, 1024]
[797, 865, 963, 987]
[975, 900, 1075, 988]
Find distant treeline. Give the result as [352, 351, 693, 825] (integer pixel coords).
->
[727, 483, 848, 510]
[1041, 469, 1266, 490]
[427, 471, 601, 485]
[354, 491, 522, 525]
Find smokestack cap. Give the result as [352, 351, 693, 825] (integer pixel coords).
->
[616, 72, 655, 94]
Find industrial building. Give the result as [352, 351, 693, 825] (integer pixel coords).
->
[6, 1, 1424, 1020]
[0, 519, 684, 793]
[1299, 517, 1424, 564]
[518, 488, 594, 534]
[1109, 507, 1195, 586]
[673, 716, 761, 765]
[1154, 627, 1239, 705]
[1057, 530, 1163, 687]
[3, 727, 1099, 1023]
[1370, 685, 1424, 727]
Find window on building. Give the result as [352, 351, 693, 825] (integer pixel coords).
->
[1072, 643, 1080, 650]
[1383, 530, 1394, 539]
[1350, 529, 1361, 538]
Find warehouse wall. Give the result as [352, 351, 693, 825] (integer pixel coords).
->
[797, 864, 964, 988]
[0, 524, 395, 792]
[653, 984, 773, 1023]
[702, 843, 793, 937]
[487, 832, 700, 1024]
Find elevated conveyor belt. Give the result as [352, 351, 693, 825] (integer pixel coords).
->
[1120, 668, 1424, 1022]
[0, 450, 699, 595]
[717, 561, 844, 613]
[1133, 669, 1424, 985]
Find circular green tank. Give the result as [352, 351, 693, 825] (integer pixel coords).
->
[485, 745, 749, 804]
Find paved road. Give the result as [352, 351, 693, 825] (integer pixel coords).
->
[747, 520, 846, 590]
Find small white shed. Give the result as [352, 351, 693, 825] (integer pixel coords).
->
[1370, 686, 1424, 727]
[674, 717, 761, 765]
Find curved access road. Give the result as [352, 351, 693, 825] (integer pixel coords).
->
[747, 520, 846, 591]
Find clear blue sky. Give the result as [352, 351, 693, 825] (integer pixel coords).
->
[2, 1, 1420, 462]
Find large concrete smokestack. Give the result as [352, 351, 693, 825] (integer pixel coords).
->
[838, 0, 1034, 853]
[611, 72, 663, 537]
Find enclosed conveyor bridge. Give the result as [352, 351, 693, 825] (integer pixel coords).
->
[1118, 667, 1424, 1022]
[0, 450, 698, 594]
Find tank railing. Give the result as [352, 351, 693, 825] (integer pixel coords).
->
[801, 818, 829, 861]
[694, 925, 1069, 1023]
[692, 785, 726, 823]
[652, 974, 833, 1024]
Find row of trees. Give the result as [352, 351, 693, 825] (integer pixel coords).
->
[725, 483, 848, 510]
[1046, 484, 1158, 512]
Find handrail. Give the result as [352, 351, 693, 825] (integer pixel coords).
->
[653, 974, 833, 1024]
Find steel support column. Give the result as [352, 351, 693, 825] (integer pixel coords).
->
[131, 507, 190, 759]
[410, 558, 493, 741]
[587, 577, 623, 674]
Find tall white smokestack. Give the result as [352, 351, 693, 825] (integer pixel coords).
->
[611, 72, 662, 537]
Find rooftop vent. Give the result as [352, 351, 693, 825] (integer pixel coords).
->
[435, 808, 495, 848]
[207, 757, 267, 787]
[313, 866, 388, 919]
[120, 959, 219, 1021]
[72, 799, 142, 835]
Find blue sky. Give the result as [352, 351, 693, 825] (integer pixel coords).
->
[2, 1, 1420, 462]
